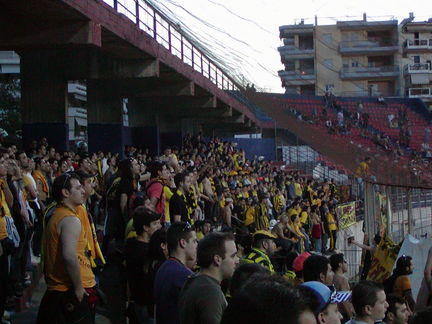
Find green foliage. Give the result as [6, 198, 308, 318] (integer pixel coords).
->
[0, 78, 21, 135]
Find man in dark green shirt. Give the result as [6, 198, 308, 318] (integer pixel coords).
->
[178, 232, 239, 324]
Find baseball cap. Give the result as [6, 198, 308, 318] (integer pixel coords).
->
[292, 252, 311, 272]
[301, 281, 351, 312]
[253, 230, 277, 242]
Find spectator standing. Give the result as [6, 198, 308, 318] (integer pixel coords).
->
[303, 255, 334, 285]
[146, 161, 170, 220]
[124, 208, 161, 323]
[330, 253, 353, 321]
[178, 232, 239, 324]
[0, 155, 14, 322]
[310, 205, 323, 252]
[170, 172, 192, 224]
[326, 207, 338, 251]
[301, 281, 351, 324]
[221, 275, 317, 324]
[346, 281, 389, 324]
[102, 158, 140, 254]
[243, 230, 277, 273]
[154, 222, 197, 324]
[383, 255, 415, 312]
[37, 174, 96, 324]
[384, 295, 410, 324]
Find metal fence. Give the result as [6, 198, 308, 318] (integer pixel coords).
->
[102, 0, 240, 91]
[334, 182, 432, 280]
[362, 182, 432, 243]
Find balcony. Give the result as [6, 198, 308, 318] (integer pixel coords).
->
[340, 65, 399, 80]
[404, 39, 432, 51]
[279, 24, 314, 38]
[336, 20, 397, 31]
[404, 63, 432, 74]
[408, 87, 432, 98]
[278, 45, 314, 59]
[279, 69, 315, 86]
[339, 40, 398, 55]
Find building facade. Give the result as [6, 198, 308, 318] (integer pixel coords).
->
[278, 14, 432, 109]
[0, 51, 88, 143]
[400, 17, 432, 107]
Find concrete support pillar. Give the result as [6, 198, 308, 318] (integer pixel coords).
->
[20, 51, 69, 151]
[158, 115, 182, 150]
[127, 97, 160, 155]
[87, 80, 130, 156]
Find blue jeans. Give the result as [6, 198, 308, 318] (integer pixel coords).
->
[313, 238, 322, 252]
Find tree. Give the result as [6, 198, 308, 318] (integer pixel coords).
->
[0, 78, 21, 136]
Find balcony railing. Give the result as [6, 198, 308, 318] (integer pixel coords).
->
[279, 69, 315, 85]
[339, 39, 398, 54]
[404, 63, 432, 74]
[408, 87, 432, 98]
[340, 65, 399, 80]
[405, 39, 432, 50]
[278, 45, 314, 57]
[279, 69, 315, 80]
[102, 0, 240, 91]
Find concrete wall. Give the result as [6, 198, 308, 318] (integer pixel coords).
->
[315, 25, 343, 95]
[223, 137, 276, 160]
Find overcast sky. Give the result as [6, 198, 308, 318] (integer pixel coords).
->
[139, 0, 432, 92]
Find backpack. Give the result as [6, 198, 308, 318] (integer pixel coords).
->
[145, 180, 164, 212]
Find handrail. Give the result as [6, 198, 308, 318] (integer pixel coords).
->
[104, 0, 243, 92]
[341, 65, 399, 73]
[340, 39, 397, 48]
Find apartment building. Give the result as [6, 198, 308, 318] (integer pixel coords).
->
[278, 14, 432, 108]
[400, 16, 432, 108]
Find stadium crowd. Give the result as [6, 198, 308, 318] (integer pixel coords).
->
[0, 134, 431, 324]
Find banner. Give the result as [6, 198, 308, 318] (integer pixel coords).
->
[396, 235, 432, 306]
[336, 202, 356, 230]
[366, 234, 400, 282]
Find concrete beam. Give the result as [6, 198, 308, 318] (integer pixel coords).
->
[225, 114, 245, 124]
[0, 20, 102, 49]
[96, 57, 159, 79]
[132, 95, 216, 109]
[135, 81, 195, 97]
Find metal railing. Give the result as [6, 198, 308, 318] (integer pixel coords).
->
[404, 63, 431, 73]
[363, 183, 432, 244]
[406, 39, 432, 48]
[278, 69, 316, 80]
[341, 65, 399, 73]
[340, 39, 397, 49]
[408, 87, 432, 98]
[103, 0, 241, 91]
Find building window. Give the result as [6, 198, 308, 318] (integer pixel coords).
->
[351, 60, 359, 67]
[323, 59, 333, 69]
[323, 33, 332, 45]
[413, 56, 420, 64]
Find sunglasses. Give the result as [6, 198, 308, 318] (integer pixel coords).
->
[61, 172, 73, 189]
[182, 222, 192, 232]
